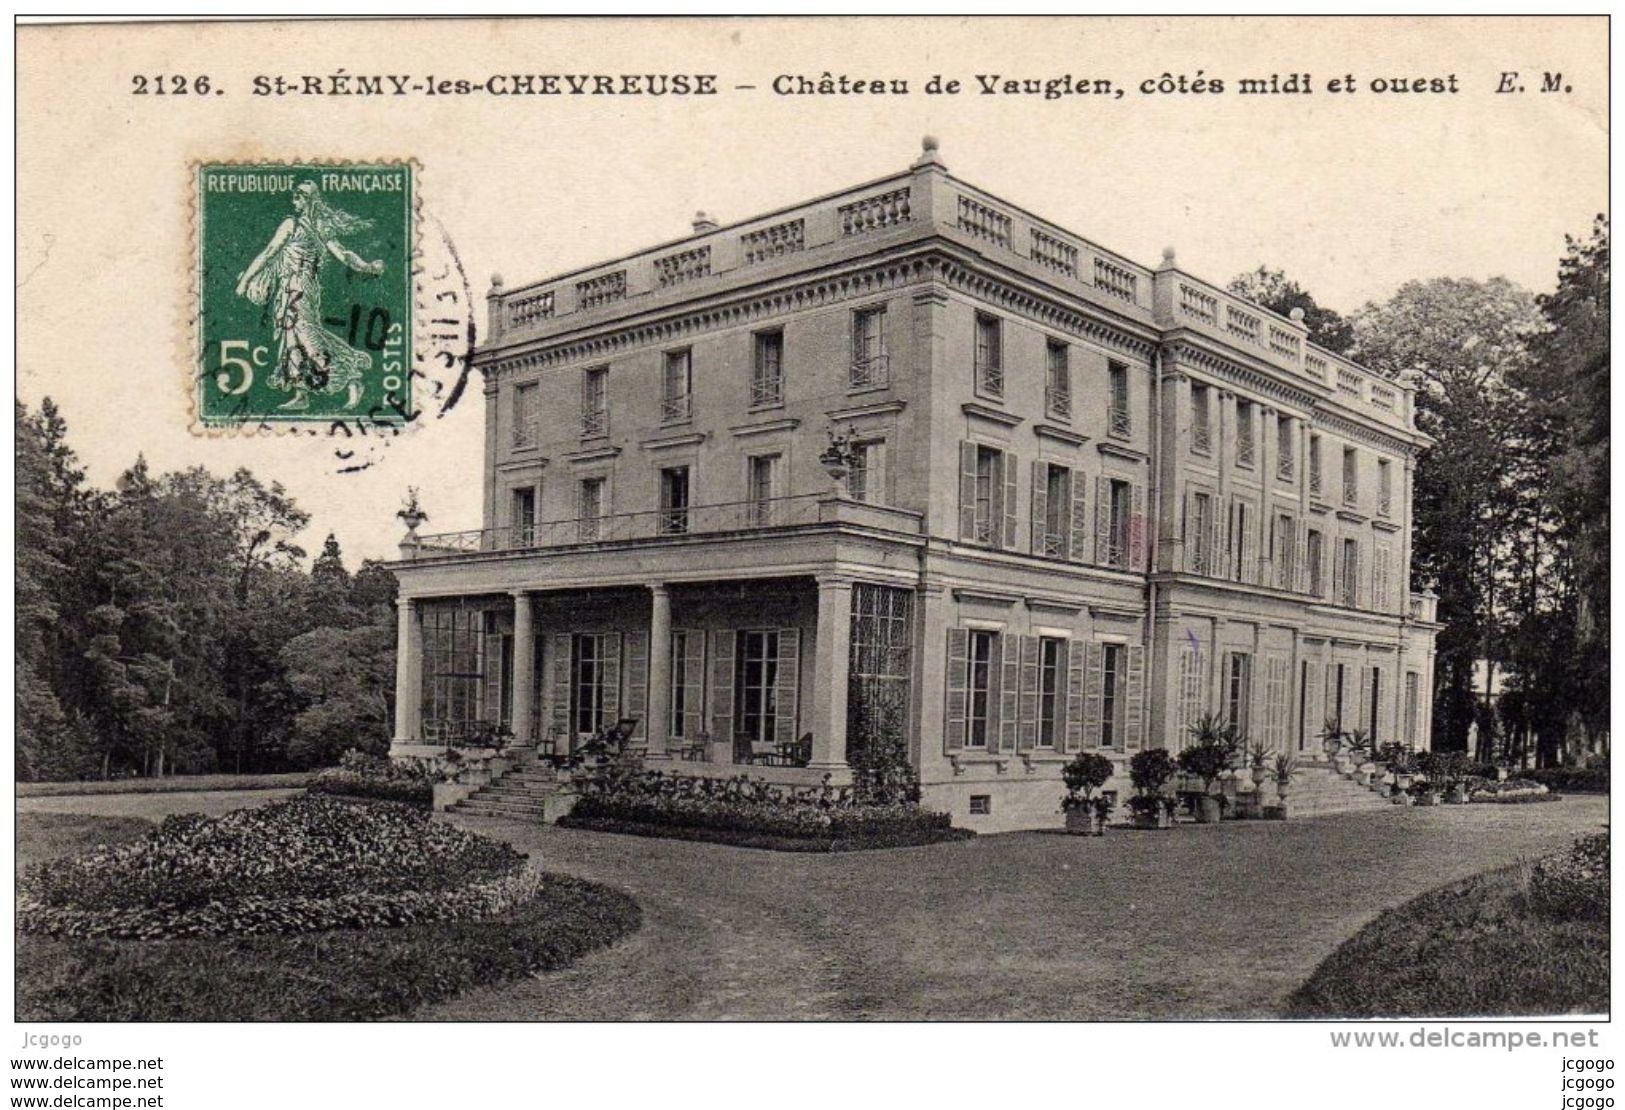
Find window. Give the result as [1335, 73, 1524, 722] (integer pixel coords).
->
[571, 633, 609, 736]
[1191, 384, 1212, 454]
[1378, 458, 1393, 516]
[1229, 501, 1251, 582]
[1108, 361, 1131, 437]
[1100, 643, 1124, 747]
[421, 604, 487, 728]
[851, 307, 889, 388]
[1306, 529, 1325, 597]
[747, 454, 780, 525]
[669, 630, 692, 738]
[751, 330, 783, 408]
[1032, 463, 1070, 556]
[511, 382, 539, 450]
[578, 477, 605, 540]
[1045, 341, 1071, 419]
[975, 313, 1003, 397]
[847, 440, 885, 504]
[966, 630, 997, 748]
[1341, 538, 1360, 607]
[1275, 513, 1296, 590]
[973, 446, 1003, 544]
[1038, 637, 1065, 748]
[1277, 416, 1294, 480]
[661, 350, 692, 423]
[1236, 400, 1255, 467]
[511, 486, 537, 546]
[1309, 434, 1324, 496]
[849, 585, 914, 739]
[659, 466, 690, 535]
[1226, 652, 1252, 733]
[581, 366, 608, 437]
[1189, 491, 1214, 575]
[1368, 667, 1382, 742]
[1328, 663, 1347, 732]
[1342, 446, 1359, 506]
[1106, 479, 1131, 569]
[735, 630, 780, 745]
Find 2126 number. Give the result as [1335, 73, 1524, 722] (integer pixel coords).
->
[131, 75, 214, 95]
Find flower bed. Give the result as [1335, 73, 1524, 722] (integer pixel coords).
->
[559, 768, 963, 849]
[1526, 766, 1609, 795]
[18, 794, 541, 940]
[1468, 778, 1555, 803]
[306, 750, 439, 808]
[1529, 831, 1609, 923]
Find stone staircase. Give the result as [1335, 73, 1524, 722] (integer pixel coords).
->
[1281, 762, 1395, 818]
[451, 759, 570, 822]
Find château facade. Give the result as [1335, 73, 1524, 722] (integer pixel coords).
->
[389, 139, 1441, 832]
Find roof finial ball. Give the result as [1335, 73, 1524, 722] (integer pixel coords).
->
[490, 272, 504, 291]
[1290, 307, 1306, 323]
[1158, 246, 1177, 271]
[913, 134, 946, 170]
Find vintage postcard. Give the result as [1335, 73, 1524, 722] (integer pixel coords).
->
[13, 15, 1611, 1109]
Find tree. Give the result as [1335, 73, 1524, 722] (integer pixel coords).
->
[1352, 277, 1545, 756]
[1227, 267, 1356, 354]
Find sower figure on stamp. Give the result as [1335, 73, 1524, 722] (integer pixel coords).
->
[234, 181, 384, 411]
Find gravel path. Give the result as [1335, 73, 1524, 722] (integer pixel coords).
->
[419, 796, 1606, 1020]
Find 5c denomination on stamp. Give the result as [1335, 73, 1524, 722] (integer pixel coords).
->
[194, 161, 414, 427]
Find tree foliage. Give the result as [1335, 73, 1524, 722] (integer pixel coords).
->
[14, 402, 398, 780]
[1227, 266, 1356, 353]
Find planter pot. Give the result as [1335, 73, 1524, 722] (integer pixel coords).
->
[1396, 773, 1414, 790]
[1447, 785, 1470, 805]
[1250, 767, 1269, 787]
[1131, 811, 1159, 830]
[1196, 795, 1224, 824]
[1064, 808, 1092, 835]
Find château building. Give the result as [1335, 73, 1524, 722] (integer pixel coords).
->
[388, 138, 1441, 831]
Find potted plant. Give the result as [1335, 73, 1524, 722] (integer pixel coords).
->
[1178, 714, 1240, 824]
[1320, 717, 1345, 760]
[1129, 748, 1178, 830]
[1248, 743, 1273, 787]
[1061, 752, 1114, 835]
[1271, 753, 1297, 818]
[396, 487, 429, 533]
[1090, 793, 1115, 836]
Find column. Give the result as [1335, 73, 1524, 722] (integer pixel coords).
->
[1258, 405, 1277, 587]
[913, 584, 948, 772]
[392, 597, 423, 745]
[1162, 371, 1192, 572]
[645, 583, 672, 755]
[809, 575, 853, 771]
[510, 591, 535, 746]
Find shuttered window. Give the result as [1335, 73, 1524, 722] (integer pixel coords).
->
[966, 630, 996, 748]
[960, 442, 1017, 549]
[1037, 638, 1065, 748]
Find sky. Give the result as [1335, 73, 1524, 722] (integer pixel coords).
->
[16, 16, 1607, 564]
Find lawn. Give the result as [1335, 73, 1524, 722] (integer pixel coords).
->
[17, 772, 315, 798]
[16, 808, 641, 1021]
[1288, 862, 1608, 1017]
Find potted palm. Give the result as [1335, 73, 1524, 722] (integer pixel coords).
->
[1178, 713, 1240, 824]
[1061, 752, 1114, 835]
[1320, 717, 1345, 760]
[1270, 753, 1297, 819]
[1248, 742, 1273, 787]
[1127, 748, 1177, 829]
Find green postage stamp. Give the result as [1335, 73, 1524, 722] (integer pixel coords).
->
[194, 162, 414, 427]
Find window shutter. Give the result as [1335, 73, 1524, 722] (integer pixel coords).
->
[1068, 469, 1089, 562]
[958, 441, 978, 541]
[1324, 662, 1340, 729]
[709, 630, 734, 740]
[483, 632, 505, 725]
[1124, 644, 1145, 749]
[944, 628, 969, 753]
[623, 631, 648, 737]
[774, 628, 800, 745]
[1082, 643, 1104, 747]
[1332, 537, 1345, 602]
[548, 632, 573, 739]
[1220, 651, 1234, 723]
[1350, 542, 1362, 607]
[1297, 532, 1309, 593]
[1239, 504, 1256, 584]
[600, 633, 622, 725]
[1181, 490, 1193, 572]
[1002, 451, 1019, 549]
[1016, 634, 1040, 752]
[681, 632, 708, 741]
[1064, 638, 1085, 752]
[1030, 460, 1049, 555]
[1360, 666, 1375, 735]
[998, 633, 1019, 753]
[1130, 482, 1147, 570]
[1212, 497, 1226, 580]
[1094, 476, 1110, 564]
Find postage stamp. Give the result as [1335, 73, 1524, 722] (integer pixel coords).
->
[193, 162, 415, 427]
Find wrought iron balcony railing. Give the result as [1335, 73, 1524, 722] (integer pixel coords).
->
[660, 393, 692, 424]
[849, 353, 890, 390]
[1044, 386, 1071, 420]
[410, 493, 830, 556]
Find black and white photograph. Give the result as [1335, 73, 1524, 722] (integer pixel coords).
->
[10, 14, 1611, 1109]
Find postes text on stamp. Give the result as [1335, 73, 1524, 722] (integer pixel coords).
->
[195, 162, 414, 426]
